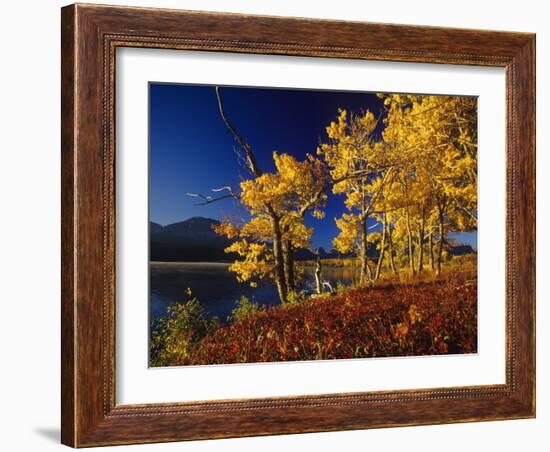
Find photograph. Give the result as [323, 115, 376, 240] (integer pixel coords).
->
[148, 84, 479, 367]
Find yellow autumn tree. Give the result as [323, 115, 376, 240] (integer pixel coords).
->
[214, 152, 326, 301]
[318, 109, 397, 283]
[380, 93, 478, 275]
[319, 94, 477, 280]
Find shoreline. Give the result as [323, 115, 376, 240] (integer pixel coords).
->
[150, 261, 231, 267]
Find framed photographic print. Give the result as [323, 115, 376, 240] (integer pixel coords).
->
[61, 3, 536, 447]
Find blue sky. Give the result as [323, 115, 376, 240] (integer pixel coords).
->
[149, 83, 476, 250]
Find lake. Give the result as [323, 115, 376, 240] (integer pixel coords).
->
[150, 262, 361, 324]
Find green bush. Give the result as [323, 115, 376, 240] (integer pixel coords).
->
[284, 290, 306, 306]
[230, 295, 263, 322]
[335, 280, 348, 294]
[150, 297, 217, 367]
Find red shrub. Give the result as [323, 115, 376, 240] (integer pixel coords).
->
[174, 279, 477, 366]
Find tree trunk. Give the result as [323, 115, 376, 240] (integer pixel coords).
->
[314, 253, 322, 295]
[429, 230, 435, 272]
[283, 240, 295, 293]
[405, 209, 416, 274]
[417, 212, 425, 273]
[374, 214, 387, 280]
[271, 216, 288, 303]
[359, 215, 372, 285]
[387, 223, 397, 274]
[436, 210, 445, 277]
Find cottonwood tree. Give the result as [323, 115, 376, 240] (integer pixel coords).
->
[319, 94, 478, 280]
[318, 109, 398, 283]
[202, 87, 328, 304]
[381, 94, 478, 276]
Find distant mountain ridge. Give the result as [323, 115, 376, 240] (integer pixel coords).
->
[150, 221, 163, 234]
[149, 217, 355, 262]
[150, 217, 235, 262]
[150, 217, 474, 262]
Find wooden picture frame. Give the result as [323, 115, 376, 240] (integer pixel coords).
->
[61, 3, 535, 447]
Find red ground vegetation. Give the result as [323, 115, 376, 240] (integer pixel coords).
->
[175, 278, 477, 366]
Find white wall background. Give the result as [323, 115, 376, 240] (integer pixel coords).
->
[0, 1, 545, 451]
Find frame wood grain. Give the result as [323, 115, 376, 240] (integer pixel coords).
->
[61, 3, 535, 447]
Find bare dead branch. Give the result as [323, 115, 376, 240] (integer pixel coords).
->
[215, 86, 263, 177]
[186, 192, 211, 202]
[186, 191, 238, 206]
[212, 186, 235, 195]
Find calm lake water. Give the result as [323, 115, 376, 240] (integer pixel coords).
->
[150, 262, 361, 324]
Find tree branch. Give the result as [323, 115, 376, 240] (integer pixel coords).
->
[332, 165, 396, 185]
[215, 86, 263, 177]
[186, 190, 238, 206]
[453, 199, 478, 224]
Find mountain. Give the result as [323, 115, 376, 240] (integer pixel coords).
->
[150, 217, 475, 263]
[150, 217, 235, 262]
[150, 217, 378, 263]
[448, 244, 475, 256]
[293, 247, 363, 260]
[149, 221, 163, 234]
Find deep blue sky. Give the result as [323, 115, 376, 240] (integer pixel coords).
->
[149, 83, 476, 250]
